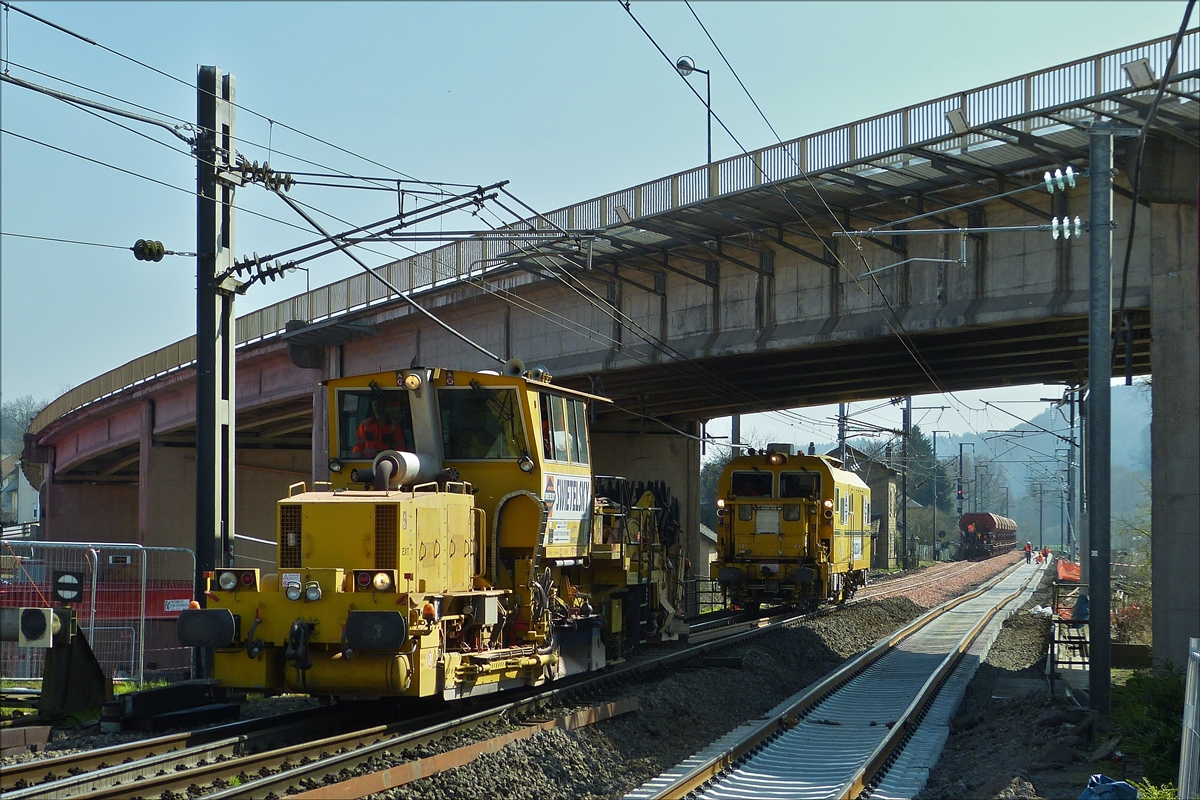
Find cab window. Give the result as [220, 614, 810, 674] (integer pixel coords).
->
[337, 387, 413, 460]
[440, 382, 527, 459]
[540, 393, 590, 464]
[780, 471, 820, 499]
[730, 471, 773, 498]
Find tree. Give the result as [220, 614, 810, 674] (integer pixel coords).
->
[907, 426, 954, 513]
[1, 395, 48, 457]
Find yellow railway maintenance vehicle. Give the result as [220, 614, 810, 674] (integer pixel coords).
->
[712, 444, 873, 610]
[178, 366, 685, 700]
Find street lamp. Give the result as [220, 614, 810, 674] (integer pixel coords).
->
[675, 56, 712, 164]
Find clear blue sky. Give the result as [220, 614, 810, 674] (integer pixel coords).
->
[1, 2, 1190, 439]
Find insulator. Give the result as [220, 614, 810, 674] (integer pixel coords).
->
[283, 174, 295, 192]
[1054, 169, 1066, 192]
[1051, 217, 1061, 240]
[1064, 165, 1076, 189]
[134, 239, 148, 260]
[1073, 216, 1083, 237]
[152, 241, 165, 261]
[1044, 171, 1055, 193]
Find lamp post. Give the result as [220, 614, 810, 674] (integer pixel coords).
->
[675, 56, 712, 164]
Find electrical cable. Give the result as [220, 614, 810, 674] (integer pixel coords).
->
[626, 1, 1013, 466]
[0, 2, 452, 195]
[1114, 0, 1196, 345]
[0, 127, 360, 241]
[2, 59, 405, 193]
[1, 231, 132, 250]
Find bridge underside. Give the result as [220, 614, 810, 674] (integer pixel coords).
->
[571, 313, 1152, 421]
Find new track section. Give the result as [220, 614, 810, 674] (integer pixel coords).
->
[626, 558, 1043, 800]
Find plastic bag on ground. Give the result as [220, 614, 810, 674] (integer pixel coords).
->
[1075, 774, 1138, 800]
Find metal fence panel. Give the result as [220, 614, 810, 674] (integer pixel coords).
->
[1181, 637, 1200, 800]
[0, 541, 195, 684]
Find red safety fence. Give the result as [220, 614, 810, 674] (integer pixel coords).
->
[0, 542, 196, 682]
[0, 582, 193, 619]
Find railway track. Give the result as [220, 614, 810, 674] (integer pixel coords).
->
[854, 560, 982, 602]
[2, 560, 1018, 800]
[626, 559, 1042, 800]
[0, 610, 783, 799]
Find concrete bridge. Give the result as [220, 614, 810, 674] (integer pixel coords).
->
[22, 33, 1198, 668]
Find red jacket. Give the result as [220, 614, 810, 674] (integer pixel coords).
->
[352, 417, 404, 458]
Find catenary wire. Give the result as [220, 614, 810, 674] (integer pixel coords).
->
[1, 231, 133, 250]
[1115, 0, 1196, 325]
[625, 1, 1010, 466]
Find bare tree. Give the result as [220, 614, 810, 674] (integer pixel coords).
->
[1, 395, 48, 457]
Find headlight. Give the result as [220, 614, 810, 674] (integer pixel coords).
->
[218, 571, 238, 591]
[823, 499, 834, 509]
[768, 452, 783, 465]
[304, 581, 322, 602]
[373, 572, 393, 591]
[285, 582, 302, 601]
[518, 455, 534, 473]
[716, 498, 725, 509]
[328, 458, 343, 474]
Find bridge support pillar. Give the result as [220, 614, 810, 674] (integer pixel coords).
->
[1150, 201, 1199, 672]
[589, 417, 701, 582]
[45, 472, 138, 544]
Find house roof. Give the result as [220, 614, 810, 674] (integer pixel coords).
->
[824, 444, 900, 478]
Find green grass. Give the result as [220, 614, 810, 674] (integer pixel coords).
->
[1110, 667, 1186, 784]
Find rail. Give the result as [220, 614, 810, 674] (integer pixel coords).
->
[28, 31, 1198, 437]
[627, 560, 1037, 799]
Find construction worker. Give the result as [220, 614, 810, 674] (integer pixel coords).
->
[1024, 542, 1033, 564]
[352, 397, 406, 459]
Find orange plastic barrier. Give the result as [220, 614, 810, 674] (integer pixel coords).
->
[1057, 560, 1081, 582]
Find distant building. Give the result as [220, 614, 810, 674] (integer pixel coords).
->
[1, 455, 40, 529]
[697, 523, 718, 569]
[826, 444, 899, 570]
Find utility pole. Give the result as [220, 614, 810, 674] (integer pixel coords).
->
[1088, 120, 1114, 717]
[838, 403, 847, 464]
[731, 414, 741, 458]
[957, 442, 974, 519]
[902, 397, 911, 568]
[932, 430, 949, 560]
[1068, 389, 1077, 562]
[1037, 483, 1045, 549]
[195, 66, 238, 603]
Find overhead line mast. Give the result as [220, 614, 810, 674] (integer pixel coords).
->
[194, 66, 237, 607]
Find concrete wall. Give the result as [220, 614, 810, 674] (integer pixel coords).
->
[1150, 202, 1199, 671]
[140, 445, 310, 555]
[46, 480, 138, 543]
[589, 419, 701, 569]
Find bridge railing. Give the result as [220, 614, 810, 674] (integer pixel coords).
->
[30, 31, 1198, 437]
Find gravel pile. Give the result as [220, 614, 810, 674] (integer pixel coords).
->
[347, 598, 926, 800]
[918, 561, 1099, 800]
